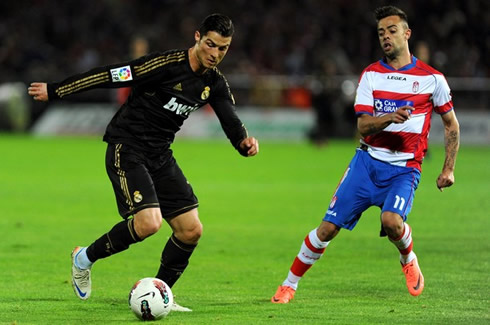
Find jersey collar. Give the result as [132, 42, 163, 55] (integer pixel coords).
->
[380, 55, 418, 71]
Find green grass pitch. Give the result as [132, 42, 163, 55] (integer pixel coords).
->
[0, 135, 488, 324]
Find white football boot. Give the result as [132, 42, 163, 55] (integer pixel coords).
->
[71, 246, 92, 300]
[172, 301, 192, 312]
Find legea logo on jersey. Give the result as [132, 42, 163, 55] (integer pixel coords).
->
[163, 97, 200, 116]
[110, 66, 133, 82]
[374, 98, 414, 113]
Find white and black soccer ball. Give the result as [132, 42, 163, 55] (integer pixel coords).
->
[128, 277, 173, 321]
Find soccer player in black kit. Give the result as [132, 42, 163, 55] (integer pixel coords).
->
[28, 14, 259, 311]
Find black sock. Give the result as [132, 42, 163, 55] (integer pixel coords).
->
[86, 218, 142, 263]
[155, 234, 196, 288]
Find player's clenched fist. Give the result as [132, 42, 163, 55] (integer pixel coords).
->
[240, 137, 259, 156]
[436, 171, 455, 192]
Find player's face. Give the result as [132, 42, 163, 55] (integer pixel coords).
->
[377, 15, 411, 60]
[194, 31, 232, 70]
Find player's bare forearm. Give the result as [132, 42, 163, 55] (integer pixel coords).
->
[442, 111, 460, 173]
[437, 110, 460, 191]
[443, 128, 459, 172]
[357, 114, 391, 137]
[357, 106, 414, 137]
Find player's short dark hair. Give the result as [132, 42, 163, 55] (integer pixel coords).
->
[374, 6, 409, 27]
[198, 13, 234, 38]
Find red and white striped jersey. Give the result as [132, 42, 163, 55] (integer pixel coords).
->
[354, 56, 453, 171]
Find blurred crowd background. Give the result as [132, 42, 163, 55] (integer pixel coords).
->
[1, 0, 488, 81]
[0, 0, 488, 139]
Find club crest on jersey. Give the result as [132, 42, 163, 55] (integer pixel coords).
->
[111, 66, 133, 82]
[374, 98, 414, 113]
[163, 97, 200, 116]
[412, 81, 419, 93]
[201, 86, 210, 100]
[133, 191, 143, 203]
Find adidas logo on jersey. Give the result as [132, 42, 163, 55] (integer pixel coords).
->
[173, 83, 182, 91]
[163, 97, 199, 116]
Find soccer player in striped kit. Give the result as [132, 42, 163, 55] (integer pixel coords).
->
[272, 5, 460, 303]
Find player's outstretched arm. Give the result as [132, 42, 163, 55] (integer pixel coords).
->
[239, 137, 259, 157]
[357, 106, 414, 137]
[28, 82, 49, 102]
[436, 110, 460, 191]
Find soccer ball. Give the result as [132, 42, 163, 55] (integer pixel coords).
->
[128, 277, 173, 321]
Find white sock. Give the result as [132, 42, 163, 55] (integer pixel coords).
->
[308, 229, 330, 250]
[401, 251, 416, 265]
[283, 271, 301, 290]
[75, 247, 93, 269]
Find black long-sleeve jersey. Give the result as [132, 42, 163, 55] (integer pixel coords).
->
[47, 49, 248, 154]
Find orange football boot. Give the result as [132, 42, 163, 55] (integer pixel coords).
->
[402, 257, 424, 296]
[271, 285, 296, 303]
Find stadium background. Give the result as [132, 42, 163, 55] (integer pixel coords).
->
[1, 1, 489, 324]
[0, 0, 488, 142]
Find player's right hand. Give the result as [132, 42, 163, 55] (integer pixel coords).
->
[391, 106, 414, 124]
[28, 82, 49, 101]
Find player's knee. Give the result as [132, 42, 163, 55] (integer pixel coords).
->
[144, 218, 163, 235]
[134, 208, 163, 238]
[381, 213, 404, 238]
[317, 221, 339, 242]
[178, 221, 203, 245]
[187, 221, 203, 243]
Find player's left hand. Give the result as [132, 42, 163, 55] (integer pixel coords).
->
[240, 137, 259, 156]
[436, 171, 455, 192]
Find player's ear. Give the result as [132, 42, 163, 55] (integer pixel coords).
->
[194, 31, 201, 43]
[405, 28, 411, 41]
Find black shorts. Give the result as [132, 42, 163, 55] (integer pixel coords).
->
[105, 143, 198, 219]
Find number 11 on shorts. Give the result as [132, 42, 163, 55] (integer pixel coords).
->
[394, 195, 406, 210]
